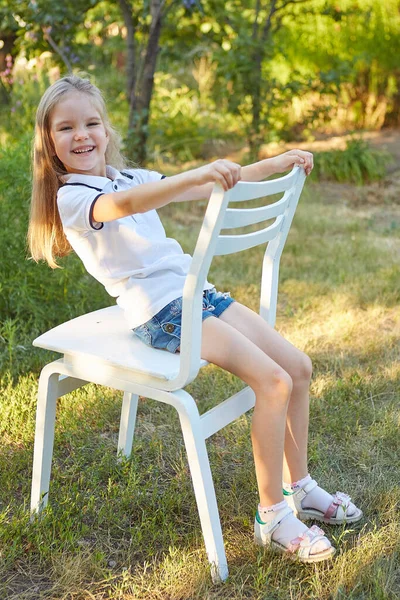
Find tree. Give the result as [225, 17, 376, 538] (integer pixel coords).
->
[0, 0, 98, 73]
[202, 0, 318, 158]
[117, 0, 190, 164]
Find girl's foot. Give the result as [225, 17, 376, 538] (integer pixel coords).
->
[254, 501, 335, 563]
[283, 475, 363, 525]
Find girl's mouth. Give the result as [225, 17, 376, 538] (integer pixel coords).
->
[72, 146, 95, 154]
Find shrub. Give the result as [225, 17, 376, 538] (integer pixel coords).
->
[312, 139, 390, 185]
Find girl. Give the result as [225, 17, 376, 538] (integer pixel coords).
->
[29, 75, 362, 563]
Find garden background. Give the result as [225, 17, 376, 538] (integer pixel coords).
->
[0, 1, 399, 598]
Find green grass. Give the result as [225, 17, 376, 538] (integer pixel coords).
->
[0, 137, 399, 599]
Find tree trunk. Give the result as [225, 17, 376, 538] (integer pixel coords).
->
[119, 0, 163, 165]
[118, 0, 136, 100]
[246, 1, 277, 160]
[248, 52, 263, 161]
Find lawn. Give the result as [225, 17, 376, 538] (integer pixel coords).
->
[0, 135, 399, 599]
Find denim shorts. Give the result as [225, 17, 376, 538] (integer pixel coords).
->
[132, 287, 235, 354]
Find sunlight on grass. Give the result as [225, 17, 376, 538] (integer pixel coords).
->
[282, 297, 400, 355]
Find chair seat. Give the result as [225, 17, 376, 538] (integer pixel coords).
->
[33, 305, 208, 381]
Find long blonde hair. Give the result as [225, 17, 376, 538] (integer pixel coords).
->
[28, 74, 127, 268]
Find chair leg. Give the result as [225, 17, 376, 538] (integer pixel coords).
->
[117, 392, 139, 459]
[30, 367, 60, 515]
[178, 410, 229, 583]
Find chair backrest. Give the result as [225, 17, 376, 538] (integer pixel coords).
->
[171, 166, 306, 390]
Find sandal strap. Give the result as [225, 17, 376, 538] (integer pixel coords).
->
[291, 478, 318, 502]
[324, 491, 351, 520]
[288, 525, 327, 558]
[257, 505, 294, 542]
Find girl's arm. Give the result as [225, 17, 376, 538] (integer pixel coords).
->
[93, 159, 241, 223]
[93, 149, 313, 222]
[242, 148, 314, 179]
[173, 149, 314, 203]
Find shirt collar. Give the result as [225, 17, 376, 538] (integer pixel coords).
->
[62, 165, 120, 188]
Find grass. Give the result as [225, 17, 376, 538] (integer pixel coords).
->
[0, 136, 399, 599]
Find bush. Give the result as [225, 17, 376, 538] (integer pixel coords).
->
[312, 139, 390, 185]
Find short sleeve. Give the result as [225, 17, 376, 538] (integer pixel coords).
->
[57, 186, 104, 233]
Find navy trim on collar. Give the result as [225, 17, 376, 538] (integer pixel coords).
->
[121, 171, 166, 180]
[61, 182, 103, 192]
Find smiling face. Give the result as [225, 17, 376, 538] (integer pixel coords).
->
[50, 91, 109, 177]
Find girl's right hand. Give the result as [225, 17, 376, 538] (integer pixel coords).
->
[191, 159, 242, 191]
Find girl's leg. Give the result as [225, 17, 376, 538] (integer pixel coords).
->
[217, 302, 362, 524]
[200, 314, 334, 559]
[218, 302, 311, 483]
[200, 315, 292, 507]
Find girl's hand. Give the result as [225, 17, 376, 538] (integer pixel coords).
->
[191, 159, 242, 191]
[271, 149, 314, 176]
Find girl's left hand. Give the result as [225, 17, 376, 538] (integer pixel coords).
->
[272, 149, 314, 176]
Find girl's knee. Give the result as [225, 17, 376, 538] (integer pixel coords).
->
[255, 367, 293, 400]
[292, 352, 312, 386]
[274, 368, 293, 398]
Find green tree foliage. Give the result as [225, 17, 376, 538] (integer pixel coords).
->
[1, 0, 400, 159]
[3, 0, 98, 65]
[198, 0, 400, 153]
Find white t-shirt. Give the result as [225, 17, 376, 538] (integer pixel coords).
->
[57, 166, 213, 328]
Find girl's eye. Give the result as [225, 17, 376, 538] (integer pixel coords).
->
[60, 126, 72, 131]
[88, 122, 101, 126]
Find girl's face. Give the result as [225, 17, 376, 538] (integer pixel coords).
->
[50, 91, 109, 177]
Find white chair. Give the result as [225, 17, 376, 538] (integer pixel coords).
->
[30, 166, 306, 582]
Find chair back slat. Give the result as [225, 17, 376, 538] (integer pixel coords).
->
[223, 193, 289, 229]
[227, 168, 299, 202]
[215, 217, 283, 256]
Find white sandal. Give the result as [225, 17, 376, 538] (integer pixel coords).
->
[254, 505, 335, 563]
[284, 478, 363, 524]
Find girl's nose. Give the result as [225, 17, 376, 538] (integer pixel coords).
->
[74, 129, 89, 140]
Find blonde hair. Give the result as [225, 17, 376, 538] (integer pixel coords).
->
[28, 74, 127, 268]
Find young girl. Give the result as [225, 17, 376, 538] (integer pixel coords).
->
[29, 75, 362, 563]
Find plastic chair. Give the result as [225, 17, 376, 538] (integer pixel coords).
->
[30, 166, 306, 582]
